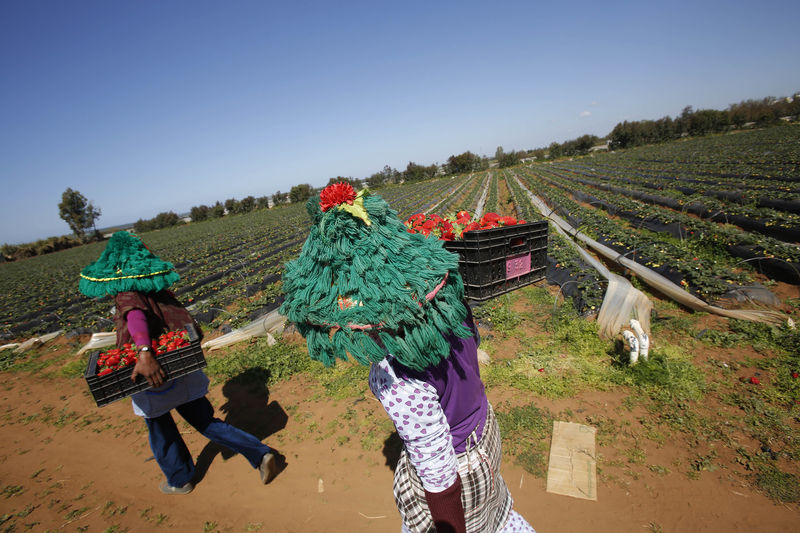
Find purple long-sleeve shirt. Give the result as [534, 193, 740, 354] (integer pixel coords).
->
[126, 308, 151, 346]
[392, 319, 488, 452]
[368, 313, 488, 492]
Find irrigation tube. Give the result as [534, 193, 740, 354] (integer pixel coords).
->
[512, 176, 653, 338]
[513, 175, 789, 328]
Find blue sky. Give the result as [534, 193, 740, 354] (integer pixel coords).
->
[1, 0, 798, 244]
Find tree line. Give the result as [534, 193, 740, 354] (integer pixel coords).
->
[608, 96, 800, 150]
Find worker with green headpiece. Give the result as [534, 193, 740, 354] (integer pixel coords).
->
[80, 231, 279, 494]
[281, 183, 535, 533]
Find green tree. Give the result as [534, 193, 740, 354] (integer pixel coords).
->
[58, 188, 101, 241]
[209, 201, 226, 218]
[190, 205, 209, 222]
[403, 162, 437, 182]
[445, 151, 482, 174]
[239, 196, 256, 213]
[133, 211, 181, 233]
[271, 191, 288, 205]
[224, 198, 240, 214]
[497, 150, 521, 168]
[289, 184, 313, 203]
[326, 176, 359, 187]
[366, 165, 399, 188]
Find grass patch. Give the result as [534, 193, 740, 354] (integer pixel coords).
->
[614, 349, 706, 435]
[0, 349, 27, 371]
[314, 362, 370, 400]
[496, 402, 554, 478]
[59, 352, 91, 378]
[472, 294, 524, 334]
[482, 305, 620, 398]
[755, 464, 800, 503]
[206, 337, 316, 386]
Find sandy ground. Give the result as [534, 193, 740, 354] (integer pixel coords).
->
[1, 340, 798, 533]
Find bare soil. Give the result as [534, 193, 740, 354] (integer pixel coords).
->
[1, 291, 799, 532]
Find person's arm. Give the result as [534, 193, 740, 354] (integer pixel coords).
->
[369, 361, 466, 533]
[425, 477, 466, 533]
[127, 309, 166, 387]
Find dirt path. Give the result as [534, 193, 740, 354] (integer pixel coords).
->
[2, 284, 799, 532]
[1, 366, 797, 532]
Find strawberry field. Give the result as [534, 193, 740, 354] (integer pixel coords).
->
[2, 125, 799, 342]
[2, 126, 800, 532]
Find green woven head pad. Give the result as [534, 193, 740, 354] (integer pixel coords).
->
[79, 231, 180, 298]
[280, 183, 471, 371]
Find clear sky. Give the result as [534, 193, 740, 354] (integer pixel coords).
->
[1, 0, 798, 244]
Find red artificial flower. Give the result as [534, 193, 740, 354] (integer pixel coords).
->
[320, 182, 357, 212]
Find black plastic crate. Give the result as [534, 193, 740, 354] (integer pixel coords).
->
[444, 221, 548, 301]
[84, 323, 206, 407]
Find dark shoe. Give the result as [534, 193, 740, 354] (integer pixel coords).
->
[159, 480, 194, 495]
[259, 452, 278, 484]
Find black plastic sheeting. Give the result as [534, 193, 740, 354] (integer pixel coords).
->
[592, 235, 687, 287]
[568, 180, 800, 243]
[726, 245, 800, 284]
[545, 257, 599, 315]
[248, 297, 285, 322]
[192, 274, 283, 325]
[572, 186, 800, 243]
[572, 190, 689, 239]
[716, 284, 782, 307]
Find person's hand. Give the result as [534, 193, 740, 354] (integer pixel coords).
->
[131, 349, 166, 387]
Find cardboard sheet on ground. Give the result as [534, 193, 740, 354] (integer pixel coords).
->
[546, 421, 597, 501]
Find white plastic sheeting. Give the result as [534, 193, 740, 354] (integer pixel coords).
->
[12, 330, 64, 354]
[514, 174, 789, 329]
[473, 173, 490, 220]
[77, 332, 117, 355]
[73, 309, 288, 356]
[515, 176, 653, 338]
[201, 309, 286, 351]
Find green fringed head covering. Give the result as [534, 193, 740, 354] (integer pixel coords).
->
[280, 183, 471, 371]
[79, 231, 180, 298]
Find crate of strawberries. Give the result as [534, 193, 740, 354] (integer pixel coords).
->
[84, 323, 206, 407]
[406, 211, 548, 301]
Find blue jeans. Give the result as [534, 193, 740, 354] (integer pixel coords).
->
[144, 396, 271, 487]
